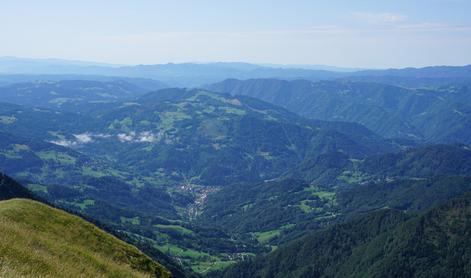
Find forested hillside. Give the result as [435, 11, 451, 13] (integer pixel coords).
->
[209, 79, 471, 144]
[217, 194, 471, 278]
[199, 144, 471, 248]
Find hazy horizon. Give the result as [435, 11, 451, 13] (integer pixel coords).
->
[2, 55, 471, 72]
[2, 0, 471, 69]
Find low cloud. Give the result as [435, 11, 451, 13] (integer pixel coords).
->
[51, 132, 109, 147]
[117, 131, 156, 143]
[74, 133, 93, 144]
[118, 132, 136, 142]
[51, 131, 156, 146]
[50, 139, 77, 147]
[138, 131, 155, 142]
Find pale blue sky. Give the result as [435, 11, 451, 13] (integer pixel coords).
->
[1, 0, 471, 68]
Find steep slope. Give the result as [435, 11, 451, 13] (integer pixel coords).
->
[337, 195, 471, 278]
[199, 175, 471, 248]
[207, 79, 430, 139]
[358, 144, 471, 179]
[215, 209, 408, 278]
[0, 172, 36, 200]
[338, 176, 471, 214]
[208, 79, 471, 144]
[217, 194, 471, 278]
[0, 173, 191, 278]
[0, 199, 170, 278]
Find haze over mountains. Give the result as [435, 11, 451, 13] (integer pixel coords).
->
[1, 56, 471, 277]
[2, 57, 471, 87]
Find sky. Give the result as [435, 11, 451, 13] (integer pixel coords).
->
[1, 0, 471, 68]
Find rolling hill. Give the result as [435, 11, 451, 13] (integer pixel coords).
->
[0, 88, 397, 186]
[75, 88, 398, 185]
[0, 80, 152, 113]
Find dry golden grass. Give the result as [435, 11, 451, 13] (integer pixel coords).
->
[0, 199, 171, 278]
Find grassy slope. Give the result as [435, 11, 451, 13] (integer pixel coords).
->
[0, 199, 171, 278]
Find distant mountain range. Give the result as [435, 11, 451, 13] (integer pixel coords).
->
[1, 57, 470, 87]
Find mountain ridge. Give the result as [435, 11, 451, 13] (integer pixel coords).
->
[3, 57, 471, 87]
[208, 78, 471, 144]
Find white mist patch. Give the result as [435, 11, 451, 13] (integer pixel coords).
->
[453, 109, 465, 116]
[74, 133, 93, 143]
[117, 131, 156, 143]
[138, 131, 155, 142]
[50, 132, 112, 147]
[50, 131, 156, 146]
[94, 133, 112, 139]
[118, 132, 136, 142]
[49, 139, 78, 147]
